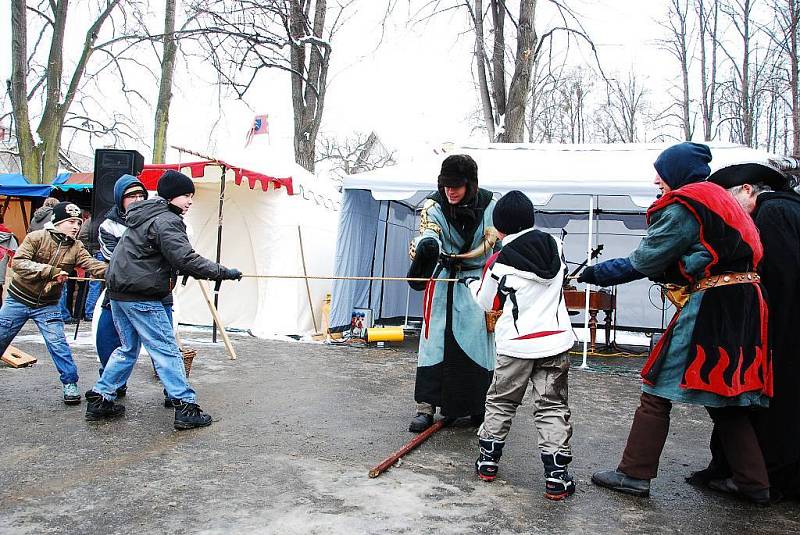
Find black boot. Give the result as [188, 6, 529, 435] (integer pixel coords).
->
[542, 452, 576, 500]
[408, 413, 433, 433]
[708, 478, 770, 507]
[174, 401, 213, 430]
[85, 390, 125, 421]
[592, 469, 650, 497]
[475, 438, 505, 481]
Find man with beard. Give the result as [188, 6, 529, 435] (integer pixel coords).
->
[698, 162, 800, 502]
[579, 143, 772, 505]
[407, 154, 497, 432]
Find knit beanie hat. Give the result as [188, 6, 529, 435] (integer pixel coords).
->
[493, 191, 535, 235]
[653, 142, 712, 190]
[157, 170, 195, 200]
[51, 202, 83, 225]
[122, 182, 147, 198]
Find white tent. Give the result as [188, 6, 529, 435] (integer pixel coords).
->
[151, 160, 340, 337]
[331, 142, 781, 337]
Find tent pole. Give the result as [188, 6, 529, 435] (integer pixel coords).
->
[581, 196, 594, 369]
[212, 166, 227, 343]
[297, 226, 319, 334]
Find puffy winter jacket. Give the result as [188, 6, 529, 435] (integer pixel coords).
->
[106, 197, 226, 301]
[27, 206, 53, 232]
[467, 228, 575, 359]
[8, 228, 107, 307]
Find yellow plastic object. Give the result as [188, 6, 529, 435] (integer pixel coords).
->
[366, 326, 404, 343]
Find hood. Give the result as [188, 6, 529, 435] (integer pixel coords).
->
[45, 225, 76, 246]
[113, 174, 147, 210]
[31, 206, 53, 224]
[497, 229, 561, 281]
[754, 190, 800, 216]
[124, 197, 171, 229]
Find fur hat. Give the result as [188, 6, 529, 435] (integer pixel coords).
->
[157, 170, 195, 200]
[51, 202, 83, 226]
[493, 191, 535, 235]
[437, 154, 478, 204]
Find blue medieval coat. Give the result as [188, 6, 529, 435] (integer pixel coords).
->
[412, 189, 497, 417]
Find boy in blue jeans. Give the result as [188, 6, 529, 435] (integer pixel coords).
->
[86, 171, 242, 430]
[0, 202, 107, 404]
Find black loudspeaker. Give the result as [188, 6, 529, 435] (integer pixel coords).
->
[91, 149, 144, 241]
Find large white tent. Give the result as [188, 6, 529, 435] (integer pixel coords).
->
[331, 142, 782, 335]
[139, 156, 340, 338]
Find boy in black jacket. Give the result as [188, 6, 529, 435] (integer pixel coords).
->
[85, 171, 242, 430]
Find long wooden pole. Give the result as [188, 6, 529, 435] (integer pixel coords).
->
[197, 280, 237, 360]
[297, 226, 318, 333]
[70, 274, 461, 283]
[368, 419, 446, 478]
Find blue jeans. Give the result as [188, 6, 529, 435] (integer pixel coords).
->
[94, 300, 194, 402]
[96, 303, 173, 377]
[83, 252, 105, 320]
[59, 285, 72, 321]
[0, 294, 79, 384]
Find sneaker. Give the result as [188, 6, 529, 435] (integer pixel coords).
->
[591, 469, 650, 497]
[63, 383, 81, 405]
[174, 401, 213, 430]
[542, 452, 576, 500]
[164, 396, 179, 408]
[115, 385, 127, 399]
[85, 390, 125, 421]
[475, 438, 505, 481]
[408, 412, 434, 433]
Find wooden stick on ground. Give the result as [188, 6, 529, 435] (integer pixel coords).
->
[197, 280, 237, 360]
[368, 419, 447, 478]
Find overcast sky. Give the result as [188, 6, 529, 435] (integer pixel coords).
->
[0, 1, 718, 168]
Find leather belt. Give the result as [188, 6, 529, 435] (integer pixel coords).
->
[691, 271, 760, 293]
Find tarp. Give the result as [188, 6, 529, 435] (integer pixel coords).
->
[156, 162, 339, 337]
[139, 160, 293, 195]
[331, 142, 780, 333]
[0, 174, 52, 197]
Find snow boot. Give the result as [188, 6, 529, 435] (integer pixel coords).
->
[542, 452, 576, 500]
[174, 401, 213, 430]
[475, 438, 505, 481]
[84, 390, 125, 421]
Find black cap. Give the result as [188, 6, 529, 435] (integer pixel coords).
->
[157, 170, 195, 200]
[493, 191, 535, 235]
[707, 162, 788, 191]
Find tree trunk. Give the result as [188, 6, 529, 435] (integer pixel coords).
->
[741, 0, 754, 146]
[9, 0, 39, 181]
[490, 0, 507, 138]
[790, 0, 800, 155]
[153, 0, 178, 164]
[499, 0, 537, 142]
[473, 0, 495, 140]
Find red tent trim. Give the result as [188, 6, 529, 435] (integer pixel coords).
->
[138, 160, 294, 195]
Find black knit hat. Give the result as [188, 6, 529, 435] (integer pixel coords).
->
[51, 201, 83, 226]
[493, 191, 535, 235]
[157, 170, 195, 200]
[653, 142, 712, 190]
[438, 154, 478, 203]
[707, 162, 788, 191]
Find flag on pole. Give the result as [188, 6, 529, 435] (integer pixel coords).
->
[245, 114, 269, 147]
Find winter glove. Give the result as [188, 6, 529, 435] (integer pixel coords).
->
[458, 276, 479, 287]
[220, 268, 243, 281]
[407, 238, 440, 291]
[577, 266, 597, 285]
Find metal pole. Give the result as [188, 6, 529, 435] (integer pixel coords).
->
[581, 196, 594, 369]
[212, 166, 226, 343]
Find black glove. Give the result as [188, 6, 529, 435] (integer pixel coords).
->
[577, 265, 597, 285]
[407, 238, 440, 291]
[220, 268, 243, 281]
[458, 276, 479, 287]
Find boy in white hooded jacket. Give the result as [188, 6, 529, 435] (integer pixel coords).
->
[463, 190, 576, 500]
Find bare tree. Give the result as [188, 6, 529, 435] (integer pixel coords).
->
[697, 0, 721, 140]
[152, 0, 179, 164]
[718, 0, 758, 145]
[8, 0, 127, 182]
[316, 131, 395, 178]
[765, 0, 800, 155]
[659, 0, 695, 140]
[601, 70, 650, 143]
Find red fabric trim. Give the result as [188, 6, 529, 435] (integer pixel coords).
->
[511, 330, 566, 340]
[477, 251, 501, 296]
[422, 278, 436, 340]
[138, 161, 294, 196]
[641, 311, 680, 385]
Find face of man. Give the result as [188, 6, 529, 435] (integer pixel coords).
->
[729, 184, 758, 214]
[122, 192, 146, 212]
[56, 219, 81, 239]
[169, 193, 194, 215]
[444, 184, 467, 205]
[654, 173, 671, 196]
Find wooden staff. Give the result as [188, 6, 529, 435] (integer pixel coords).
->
[368, 419, 447, 478]
[197, 280, 237, 360]
[297, 226, 319, 333]
[70, 274, 460, 283]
